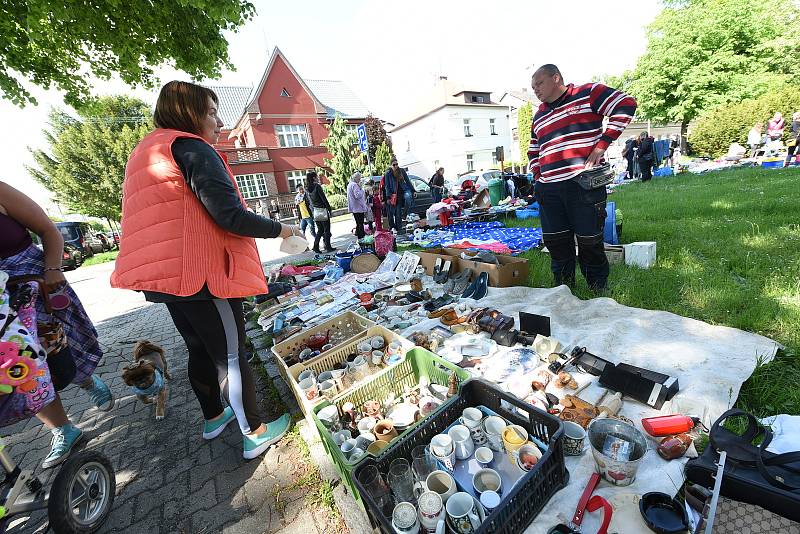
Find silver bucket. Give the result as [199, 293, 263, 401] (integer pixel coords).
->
[587, 418, 648, 486]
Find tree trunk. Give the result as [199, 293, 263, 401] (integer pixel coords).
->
[680, 119, 689, 154]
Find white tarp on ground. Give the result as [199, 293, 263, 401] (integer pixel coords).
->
[400, 285, 779, 533]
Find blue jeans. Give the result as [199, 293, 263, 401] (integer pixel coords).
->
[535, 179, 609, 289]
[387, 203, 402, 231]
[401, 190, 414, 220]
[300, 217, 316, 238]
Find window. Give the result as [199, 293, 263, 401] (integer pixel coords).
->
[471, 95, 485, 103]
[466, 154, 474, 171]
[463, 119, 472, 137]
[345, 124, 358, 133]
[490, 118, 497, 135]
[234, 173, 269, 199]
[275, 124, 310, 147]
[492, 151, 498, 165]
[280, 88, 291, 97]
[286, 170, 307, 192]
[411, 178, 430, 192]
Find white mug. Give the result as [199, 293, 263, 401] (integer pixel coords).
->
[483, 416, 507, 452]
[372, 350, 384, 365]
[298, 369, 316, 383]
[430, 434, 456, 470]
[358, 416, 378, 435]
[425, 470, 456, 504]
[418, 491, 445, 533]
[460, 407, 488, 446]
[447, 425, 475, 460]
[446, 492, 482, 534]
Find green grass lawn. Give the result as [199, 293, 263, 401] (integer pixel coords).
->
[509, 167, 800, 418]
[82, 249, 118, 267]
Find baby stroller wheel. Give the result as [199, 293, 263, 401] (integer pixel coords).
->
[48, 451, 115, 534]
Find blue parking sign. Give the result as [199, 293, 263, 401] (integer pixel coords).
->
[357, 123, 368, 153]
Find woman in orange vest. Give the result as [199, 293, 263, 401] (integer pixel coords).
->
[112, 81, 302, 460]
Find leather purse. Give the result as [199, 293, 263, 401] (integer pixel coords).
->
[312, 206, 330, 222]
[477, 310, 514, 335]
[491, 328, 518, 347]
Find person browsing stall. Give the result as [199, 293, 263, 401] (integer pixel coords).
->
[294, 185, 316, 240]
[347, 172, 369, 239]
[528, 64, 636, 292]
[112, 81, 303, 460]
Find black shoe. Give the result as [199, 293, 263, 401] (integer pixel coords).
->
[312, 248, 322, 254]
[471, 272, 489, 300]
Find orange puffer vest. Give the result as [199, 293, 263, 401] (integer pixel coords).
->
[111, 129, 267, 298]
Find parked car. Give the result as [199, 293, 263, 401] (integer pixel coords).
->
[365, 175, 435, 217]
[55, 222, 105, 258]
[95, 232, 113, 252]
[61, 242, 83, 271]
[445, 169, 503, 196]
[106, 231, 121, 246]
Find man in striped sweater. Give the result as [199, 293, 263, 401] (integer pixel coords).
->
[528, 64, 636, 291]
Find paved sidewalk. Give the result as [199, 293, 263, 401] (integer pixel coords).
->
[4, 302, 352, 534]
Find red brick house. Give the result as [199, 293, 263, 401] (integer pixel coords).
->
[207, 47, 370, 217]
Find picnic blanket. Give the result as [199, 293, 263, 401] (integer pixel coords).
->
[420, 221, 542, 254]
[400, 285, 779, 533]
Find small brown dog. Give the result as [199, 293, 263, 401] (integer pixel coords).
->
[122, 341, 171, 419]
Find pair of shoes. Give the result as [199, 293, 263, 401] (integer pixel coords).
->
[83, 374, 114, 412]
[42, 424, 84, 469]
[243, 413, 292, 460]
[440, 310, 467, 326]
[461, 272, 489, 300]
[432, 258, 452, 284]
[424, 294, 456, 312]
[203, 406, 236, 440]
[324, 247, 336, 253]
[462, 250, 498, 265]
[427, 306, 453, 319]
[312, 248, 322, 254]
[443, 268, 472, 295]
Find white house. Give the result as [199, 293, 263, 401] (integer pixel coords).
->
[389, 78, 512, 179]
[498, 88, 540, 163]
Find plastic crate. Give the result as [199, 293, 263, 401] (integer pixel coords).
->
[312, 348, 472, 500]
[280, 324, 412, 417]
[353, 379, 568, 533]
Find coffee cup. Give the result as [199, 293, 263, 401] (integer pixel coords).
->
[460, 407, 488, 446]
[417, 491, 445, 533]
[446, 492, 482, 533]
[479, 490, 500, 514]
[371, 336, 385, 349]
[358, 416, 378, 435]
[425, 470, 456, 504]
[474, 447, 494, 468]
[358, 341, 372, 357]
[319, 380, 337, 400]
[430, 435, 456, 471]
[517, 442, 542, 471]
[563, 421, 586, 456]
[447, 425, 475, 461]
[471, 468, 502, 495]
[372, 350, 384, 366]
[482, 416, 507, 452]
[299, 377, 318, 401]
[340, 438, 357, 458]
[502, 424, 528, 464]
[298, 369, 316, 383]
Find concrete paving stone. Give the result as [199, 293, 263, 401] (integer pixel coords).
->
[275, 512, 320, 534]
[182, 476, 218, 517]
[111, 506, 162, 534]
[222, 500, 280, 534]
[120, 466, 164, 498]
[101, 496, 135, 531]
[186, 499, 244, 533]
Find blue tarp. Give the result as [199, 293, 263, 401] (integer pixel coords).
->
[419, 221, 542, 254]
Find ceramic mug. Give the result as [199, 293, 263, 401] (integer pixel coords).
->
[332, 430, 351, 447]
[298, 378, 318, 401]
[299, 348, 312, 361]
[425, 470, 456, 504]
[372, 350, 384, 366]
[371, 336, 385, 350]
[430, 435, 456, 471]
[340, 438, 357, 459]
[298, 369, 316, 383]
[374, 419, 398, 442]
[460, 407, 488, 446]
[471, 468, 502, 496]
[448, 425, 475, 461]
[358, 341, 373, 358]
[358, 416, 378, 435]
[418, 491, 445, 533]
[446, 492, 482, 534]
[355, 433, 375, 451]
[482, 416, 507, 452]
[479, 490, 501, 514]
[563, 421, 586, 456]
[319, 380, 337, 400]
[474, 447, 494, 468]
[502, 425, 528, 464]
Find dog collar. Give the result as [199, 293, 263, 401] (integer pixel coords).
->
[132, 368, 164, 396]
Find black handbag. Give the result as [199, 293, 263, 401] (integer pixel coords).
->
[685, 408, 800, 521]
[571, 163, 614, 190]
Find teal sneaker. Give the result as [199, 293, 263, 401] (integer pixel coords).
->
[203, 406, 236, 440]
[42, 424, 84, 469]
[243, 414, 291, 460]
[83, 374, 114, 412]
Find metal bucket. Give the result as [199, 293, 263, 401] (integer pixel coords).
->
[587, 418, 648, 486]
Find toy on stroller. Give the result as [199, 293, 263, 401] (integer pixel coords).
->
[454, 178, 477, 201]
[0, 273, 115, 534]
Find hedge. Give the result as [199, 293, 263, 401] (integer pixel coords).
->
[689, 86, 800, 157]
[326, 193, 347, 210]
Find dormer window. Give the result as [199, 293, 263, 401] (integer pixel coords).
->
[280, 88, 291, 97]
[472, 95, 485, 103]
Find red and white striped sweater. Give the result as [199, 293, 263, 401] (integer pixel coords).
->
[527, 83, 636, 183]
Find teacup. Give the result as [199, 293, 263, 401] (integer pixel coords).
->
[472, 468, 501, 495]
[321, 343, 334, 352]
[340, 438, 357, 458]
[474, 447, 494, 468]
[299, 348, 312, 361]
[425, 470, 456, 504]
[298, 378, 318, 401]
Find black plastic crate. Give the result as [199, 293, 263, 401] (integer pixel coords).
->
[353, 379, 569, 533]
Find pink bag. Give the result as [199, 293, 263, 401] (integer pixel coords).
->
[374, 231, 396, 258]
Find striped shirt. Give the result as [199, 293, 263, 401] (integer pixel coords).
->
[527, 83, 636, 183]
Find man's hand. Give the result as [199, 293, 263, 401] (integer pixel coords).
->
[584, 147, 606, 169]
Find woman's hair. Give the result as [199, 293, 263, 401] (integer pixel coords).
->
[351, 171, 362, 182]
[154, 81, 218, 134]
[306, 170, 318, 188]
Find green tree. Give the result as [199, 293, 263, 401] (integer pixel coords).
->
[621, 0, 800, 143]
[322, 114, 364, 196]
[28, 95, 152, 220]
[374, 141, 393, 177]
[689, 85, 800, 157]
[0, 1, 255, 108]
[364, 114, 393, 165]
[517, 102, 533, 167]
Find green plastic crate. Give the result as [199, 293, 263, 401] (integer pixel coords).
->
[311, 347, 471, 501]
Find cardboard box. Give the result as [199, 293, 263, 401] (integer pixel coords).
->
[604, 244, 625, 265]
[415, 247, 529, 287]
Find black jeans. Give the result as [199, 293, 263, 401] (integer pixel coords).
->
[535, 179, 609, 290]
[353, 212, 365, 239]
[165, 298, 262, 433]
[387, 202, 402, 231]
[639, 158, 653, 181]
[313, 219, 332, 251]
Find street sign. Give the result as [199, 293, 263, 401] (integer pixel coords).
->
[357, 123, 368, 153]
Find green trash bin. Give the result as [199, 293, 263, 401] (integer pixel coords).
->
[487, 178, 505, 206]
